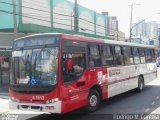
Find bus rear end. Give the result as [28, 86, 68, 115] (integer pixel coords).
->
[9, 34, 62, 113]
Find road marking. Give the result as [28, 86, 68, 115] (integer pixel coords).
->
[1, 110, 15, 115]
[156, 96, 159, 100]
[151, 101, 155, 106]
[145, 108, 150, 113]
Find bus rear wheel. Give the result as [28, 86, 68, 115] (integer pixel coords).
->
[137, 76, 144, 92]
[87, 89, 100, 112]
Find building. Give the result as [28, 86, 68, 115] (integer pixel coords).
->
[101, 12, 109, 36]
[0, 47, 11, 86]
[146, 22, 158, 40]
[157, 24, 160, 45]
[108, 16, 119, 35]
[132, 19, 146, 37]
[102, 12, 122, 40]
[132, 20, 159, 47]
[107, 31, 125, 41]
[113, 31, 125, 41]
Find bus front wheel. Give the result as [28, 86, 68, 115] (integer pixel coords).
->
[87, 89, 100, 112]
[137, 76, 144, 92]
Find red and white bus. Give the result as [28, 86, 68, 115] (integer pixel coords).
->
[9, 33, 157, 113]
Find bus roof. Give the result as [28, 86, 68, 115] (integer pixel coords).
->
[14, 33, 155, 49]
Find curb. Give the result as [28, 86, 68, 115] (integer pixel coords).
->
[0, 92, 9, 96]
[0, 95, 9, 99]
[0, 92, 9, 99]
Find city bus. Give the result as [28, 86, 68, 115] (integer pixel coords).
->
[9, 33, 157, 113]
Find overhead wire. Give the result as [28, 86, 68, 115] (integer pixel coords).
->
[22, 13, 72, 21]
[0, 10, 72, 27]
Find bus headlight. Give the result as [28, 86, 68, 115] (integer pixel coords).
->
[46, 100, 50, 104]
[53, 98, 59, 102]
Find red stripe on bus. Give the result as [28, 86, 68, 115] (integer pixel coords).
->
[107, 71, 156, 85]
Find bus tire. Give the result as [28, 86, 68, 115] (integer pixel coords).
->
[87, 89, 100, 112]
[137, 76, 144, 92]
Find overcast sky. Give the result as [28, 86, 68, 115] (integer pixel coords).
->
[68, 0, 160, 37]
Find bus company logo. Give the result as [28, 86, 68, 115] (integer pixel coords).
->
[109, 69, 120, 77]
[32, 96, 45, 100]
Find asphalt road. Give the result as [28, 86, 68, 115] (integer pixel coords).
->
[1, 69, 160, 120]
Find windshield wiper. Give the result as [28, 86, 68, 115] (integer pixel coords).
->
[32, 45, 46, 79]
[25, 54, 30, 77]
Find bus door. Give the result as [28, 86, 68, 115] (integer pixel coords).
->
[61, 40, 88, 110]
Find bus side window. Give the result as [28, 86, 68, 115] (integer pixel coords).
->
[151, 49, 156, 62]
[88, 44, 101, 67]
[114, 46, 124, 66]
[133, 47, 140, 64]
[139, 48, 145, 63]
[123, 47, 133, 65]
[145, 49, 152, 63]
[62, 47, 86, 83]
[102, 45, 114, 66]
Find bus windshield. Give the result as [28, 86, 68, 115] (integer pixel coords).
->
[11, 35, 60, 86]
[12, 47, 58, 86]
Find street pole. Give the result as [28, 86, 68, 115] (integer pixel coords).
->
[129, 4, 133, 42]
[12, 0, 18, 39]
[117, 31, 118, 41]
[74, 0, 79, 34]
[50, 0, 53, 28]
[71, 12, 73, 31]
[129, 3, 140, 42]
[0, 59, 1, 86]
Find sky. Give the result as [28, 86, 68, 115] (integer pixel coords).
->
[68, 0, 160, 37]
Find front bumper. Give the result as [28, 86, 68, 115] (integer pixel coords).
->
[9, 100, 62, 113]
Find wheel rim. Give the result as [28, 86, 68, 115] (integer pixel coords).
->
[89, 95, 97, 107]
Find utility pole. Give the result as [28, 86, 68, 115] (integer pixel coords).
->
[71, 12, 73, 31]
[129, 4, 133, 42]
[117, 31, 118, 41]
[12, 0, 18, 39]
[50, 0, 53, 28]
[0, 58, 2, 86]
[129, 4, 140, 42]
[74, 0, 79, 34]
